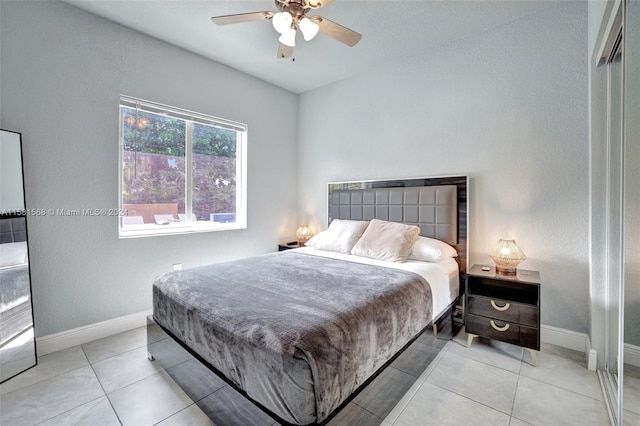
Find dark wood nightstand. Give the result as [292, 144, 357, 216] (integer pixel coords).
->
[465, 264, 541, 366]
[278, 241, 300, 251]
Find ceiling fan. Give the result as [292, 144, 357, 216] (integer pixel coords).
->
[211, 0, 362, 59]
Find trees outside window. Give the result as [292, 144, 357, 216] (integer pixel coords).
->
[119, 97, 247, 238]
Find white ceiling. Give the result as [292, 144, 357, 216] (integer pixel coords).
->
[65, 0, 559, 94]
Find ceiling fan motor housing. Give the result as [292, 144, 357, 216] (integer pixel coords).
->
[275, 0, 311, 23]
[276, 0, 325, 12]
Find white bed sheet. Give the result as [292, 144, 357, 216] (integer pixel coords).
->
[292, 246, 460, 321]
[0, 241, 28, 270]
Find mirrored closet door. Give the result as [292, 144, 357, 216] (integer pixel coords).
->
[0, 129, 37, 382]
[598, 1, 640, 424]
[602, 16, 623, 422]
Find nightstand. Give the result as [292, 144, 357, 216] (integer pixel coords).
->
[465, 264, 540, 366]
[278, 241, 300, 251]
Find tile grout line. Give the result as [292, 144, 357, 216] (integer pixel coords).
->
[86, 341, 149, 366]
[518, 373, 607, 403]
[381, 340, 452, 425]
[508, 366, 521, 422]
[509, 415, 536, 426]
[510, 344, 540, 422]
[89, 346, 170, 395]
[84, 332, 149, 366]
[151, 403, 194, 426]
[12, 344, 125, 426]
[0, 348, 89, 397]
[424, 377, 514, 417]
[442, 348, 523, 376]
[31, 395, 112, 426]
[351, 403, 386, 424]
[150, 384, 228, 425]
[449, 338, 525, 375]
[439, 350, 519, 416]
[81, 342, 125, 425]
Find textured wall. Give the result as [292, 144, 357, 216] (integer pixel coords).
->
[0, 1, 299, 336]
[298, 2, 589, 333]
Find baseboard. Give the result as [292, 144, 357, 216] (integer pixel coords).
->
[36, 309, 152, 356]
[541, 324, 588, 353]
[587, 349, 598, 371]
[625, 342, 640, 368]
[586, 336, 598, 371]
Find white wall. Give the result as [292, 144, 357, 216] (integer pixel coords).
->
[298, 2, 589, 333]
[0, 131, 24, 210]
[0, 1, 299, 336]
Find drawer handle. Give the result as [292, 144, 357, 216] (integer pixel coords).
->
[490, 320, 510, 332]
[491, 300, 511, 311]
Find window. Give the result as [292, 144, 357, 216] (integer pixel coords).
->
[119, 96, 247, 238]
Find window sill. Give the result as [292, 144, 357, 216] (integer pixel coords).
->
[118, 221, 246, 239]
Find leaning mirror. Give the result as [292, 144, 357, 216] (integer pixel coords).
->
[0, 129, 36, 383]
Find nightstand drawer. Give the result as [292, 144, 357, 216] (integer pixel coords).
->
[467, 277, 539, 305]
[467, 294, 538, 327]
[466, 313, 539, 350]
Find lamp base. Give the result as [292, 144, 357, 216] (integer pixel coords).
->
[495, 265, 517, 276]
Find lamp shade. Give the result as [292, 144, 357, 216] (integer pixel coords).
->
[295, 225, 313, 245]
[272, 11, 293, 34]
[278, 27, 297, 47]
[489, 239, 526, 275]
[298, 17, 319, 41]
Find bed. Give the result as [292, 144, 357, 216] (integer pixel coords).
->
[0, 217, 32, 346]
[148, 175, 468, 425]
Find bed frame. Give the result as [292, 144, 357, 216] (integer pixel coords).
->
[147, 175, 469, 425]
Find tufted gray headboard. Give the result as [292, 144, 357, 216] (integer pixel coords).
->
[328, 175, 468, 278]
[0, 216, 27, 244]
[329, 185, 457, 245]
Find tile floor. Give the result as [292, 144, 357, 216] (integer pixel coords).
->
[1, 325, 636, 426]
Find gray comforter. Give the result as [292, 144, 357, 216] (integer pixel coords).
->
[0, 265, 30, 313]
[153, 251, 433, 425]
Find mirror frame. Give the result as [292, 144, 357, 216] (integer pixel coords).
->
[0, 128, 37, 383]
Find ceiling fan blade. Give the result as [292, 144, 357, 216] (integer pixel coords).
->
[211, 11, 274, 26]
[311, 16, 362, 47]
[277, 43, 294, 59]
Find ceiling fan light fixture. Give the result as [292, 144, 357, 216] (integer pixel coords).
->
[278, 27, 297, 47]
[272, 11, 293, 34]
[298, 17, 319, 41]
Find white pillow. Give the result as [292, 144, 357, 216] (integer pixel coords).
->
[0, 241, 28, 268]
[408, 236, 458, 263]
[305, 219, 369, 253]
[350, 219, 419, 262]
